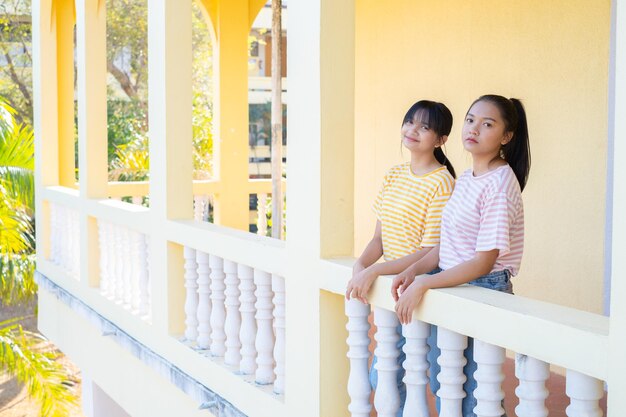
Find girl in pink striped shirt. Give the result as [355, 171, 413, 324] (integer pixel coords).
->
[392, 95, 531, 416]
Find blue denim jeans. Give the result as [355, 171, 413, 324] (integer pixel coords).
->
[427, 267, 512, 417]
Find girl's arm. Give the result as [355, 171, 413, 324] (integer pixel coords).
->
[395, 249, 499, 324]
[352, 221, 384, 274]
[391, 245, 440, 301]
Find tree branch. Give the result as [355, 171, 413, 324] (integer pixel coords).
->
[107, 61, 138, 100]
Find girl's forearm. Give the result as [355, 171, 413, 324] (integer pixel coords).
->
[372, 247, 432, 276]
[408, 245, 440, 276]
[355, 238, 383, 271]
[418, 250, 498, 290]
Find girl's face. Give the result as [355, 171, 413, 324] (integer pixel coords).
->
[462, 100, 512, 156]
[401, 113, 442, 154]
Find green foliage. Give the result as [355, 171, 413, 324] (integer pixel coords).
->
[0, 321, 78, 417]
[0, 0, 33, 125]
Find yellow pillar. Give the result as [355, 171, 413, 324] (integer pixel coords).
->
[211, 0, 250, 231]
[33, 0, 59, 261]
[148, 0, 193, 334]
[56, 0, 77, 187]
[608, 0, 626, 414]
[287, 0, 355, 415]
[76, 0, 108, 288]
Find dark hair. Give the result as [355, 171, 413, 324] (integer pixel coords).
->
[470, 95, 531, 191]
[402, 100, 456, 178]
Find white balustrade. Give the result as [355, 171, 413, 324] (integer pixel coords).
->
[565, 370, 604, 417]
[224, 260, 242, 367]
[257, 193, 268, 236]
[193, 195, 208, 221]
[196, 251, 212, 349]
[48, 203, 80, 279]
[254, 269, 275, 384]
[137, 234, 150, 317]
[373, 307, 401, 417]
[345, 299, 372, 417]
[177, 251, 286, 395]
[209, 255, 227, 357]
[238, 264, 257, 375]
[272, 274, 286, 395]
[515, 355, 549, 417]
[121, 227, 132, 306]
[92, 219, 150, 319]
[437, 327, 468, 417]
[184, 246, 199, 342]
[473, 341, 505, 417]
[97, 220, 111, 297]
[401, 321, 430, 417]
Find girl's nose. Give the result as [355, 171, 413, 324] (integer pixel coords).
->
[468, 124, 478, 135]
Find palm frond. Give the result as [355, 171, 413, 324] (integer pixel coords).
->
[0, 325, 78, 417]
[0, 121, 35, 171]
[0, 253, 36, 305]
[0, 182, 35, 255]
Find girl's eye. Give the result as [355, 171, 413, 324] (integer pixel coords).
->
[421, 126, 430, 131]
[483, 123, 492, 127]
[465, 118, 473, 123]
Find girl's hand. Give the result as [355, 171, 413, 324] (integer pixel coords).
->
[391, 266, 417, 302]
[346, 267, 379, 303]
[395, 279, 428, 324]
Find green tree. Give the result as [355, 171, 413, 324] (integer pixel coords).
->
[0, 98, 78, 416]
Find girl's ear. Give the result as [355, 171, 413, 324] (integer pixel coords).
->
[437, 135, 449, 147]
[501, 131, 513, 145]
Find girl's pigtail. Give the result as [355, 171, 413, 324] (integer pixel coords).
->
[503, 98, 531, 191]
[434, 146, 456, 179]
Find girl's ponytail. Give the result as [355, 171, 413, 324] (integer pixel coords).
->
[503, 98, 531, 191]
[434, 146, 456, 178]
[472, 95, 531, 191]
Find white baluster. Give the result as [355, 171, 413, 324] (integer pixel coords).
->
[345, 299, 372, 417]
[515, 354, 549, 417]
[565, 370, 603, 417]
[183, 246, 199, 341]
[137, 233, 150, 317]
[131, 196, 143, 206]
[121, 227, 132, 306]
[105, 222, 117, 300]
[402, 321, 430, 417]
[473, 341, 505, 417]
[238, 264, 257, 375]
[97, 220, 109, 296]
[193, 195, 206, 221]
[224, 260, 242, 367]
[209, 255, 226, 356]
[437, 327, 467, 417]
[59, 206, 68, 270]
[70, 210, 80, 278]
[373, 307, 401, 417]
[254, 269, 275, 384]
[272, 274, 286, 394]
[114, 225, 125, 303]
[257, 193, 268, 236]
[196, 251, 212, 349]
[129, 230, 142, 311]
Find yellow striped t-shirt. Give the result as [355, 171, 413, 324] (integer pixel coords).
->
[373, 163, 454, 261]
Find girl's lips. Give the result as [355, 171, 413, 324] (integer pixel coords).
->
[404, 136, 418, 142]
[465, 137, 478, 144]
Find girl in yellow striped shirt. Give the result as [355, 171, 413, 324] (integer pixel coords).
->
[345, 100, 456, 414]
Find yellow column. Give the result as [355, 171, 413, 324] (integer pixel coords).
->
[287, 0, 355, 416]
[56, 0, 77, 187]
[76, 0, 108, 287]
[33, 0, 59, 261]
[148, 0, 193, 334]
[211, 0, 250, 231]
[608, 1, 626, 414]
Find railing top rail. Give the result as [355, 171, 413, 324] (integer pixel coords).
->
[322, 258, 609, 380]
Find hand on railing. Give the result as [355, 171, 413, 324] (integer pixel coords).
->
[345, 267, 379, 304]
[395, 279, 428, 325]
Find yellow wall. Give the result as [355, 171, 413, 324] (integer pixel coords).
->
[354, 0, 611, 313]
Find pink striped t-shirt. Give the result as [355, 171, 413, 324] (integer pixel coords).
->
[439, 165, 524, 276]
